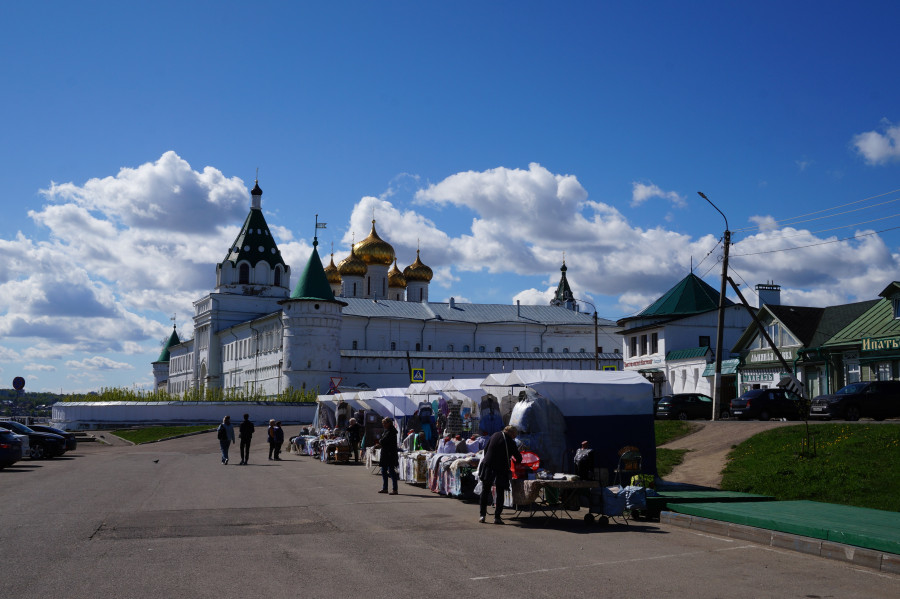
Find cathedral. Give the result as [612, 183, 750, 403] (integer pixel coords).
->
[153, 181, 623, 395]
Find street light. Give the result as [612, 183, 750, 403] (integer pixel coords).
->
[697, 191, 731, 422]
[575, 298, 600, 371]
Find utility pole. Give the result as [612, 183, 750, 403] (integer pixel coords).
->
[698, 192, 730, 421]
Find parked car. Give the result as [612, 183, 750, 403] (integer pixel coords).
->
[655, 393, 728, 420]
[730, 388, 805, 421]
[0, 420, 67, 459]
[0, 429, 25, 469]
[809, 380, 900, 421]
[28, 424, 77, 452]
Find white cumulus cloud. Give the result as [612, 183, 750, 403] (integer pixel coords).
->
[852, 120, 900, 165]
[65, 356, 134, 371]
[630, 182, 686, 208]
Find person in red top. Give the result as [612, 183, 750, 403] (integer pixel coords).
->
[478, 425, 522, 524]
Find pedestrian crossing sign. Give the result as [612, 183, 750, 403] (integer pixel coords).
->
[410, 368, 426, 383]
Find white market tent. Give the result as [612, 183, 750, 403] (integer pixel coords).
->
[481, 371, 520, 402]
[502, 369, 656, 476]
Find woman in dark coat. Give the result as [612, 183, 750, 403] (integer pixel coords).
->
[377, 417, 400, 495]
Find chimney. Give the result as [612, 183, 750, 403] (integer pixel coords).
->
[449, 297, 455, 308]
[755, 282, 781, 308]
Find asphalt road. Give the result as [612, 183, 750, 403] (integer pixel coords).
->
[1, 433, 896, 599]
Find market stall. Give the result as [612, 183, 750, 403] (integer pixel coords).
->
[504, 369, 656, 477]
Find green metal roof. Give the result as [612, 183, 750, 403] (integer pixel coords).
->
[156, 326, 180, 363]
[824, 298, 900, 346]
[290, 244, 343, 302]
[222, 206, 286, 270]
[666, 346, 713, 361]
[702, 358, 740, 376]
[638, 273, 733, 317]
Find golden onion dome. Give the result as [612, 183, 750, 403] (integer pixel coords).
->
[403, 249, 433, 282]
[388, 260, 407, 288]
[353, 220, 395, 266]
[338, 245, 367, 277]
[323, 254, 342, 284]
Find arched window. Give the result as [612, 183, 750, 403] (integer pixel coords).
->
[494, 346, 501, 352]
[274, 266, 282, 287]
[463, 345, 470, 352]
[415, 343, 421, 351]
[390, 342, 396, 350]
[419, 288, 423, 302]
[239, 263, 250, 284]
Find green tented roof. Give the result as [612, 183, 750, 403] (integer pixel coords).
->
[666, 346, 712, 361]
[156, 326, 181, 363]
[638, 273, 733, 317]
[290, 245, 341, 302]
[222, 207, 286, 270]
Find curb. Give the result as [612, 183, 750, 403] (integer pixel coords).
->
[660, 511, 899, 575]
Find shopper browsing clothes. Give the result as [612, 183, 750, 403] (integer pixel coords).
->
[376, 417, 399, 495]
[216, 416, 235, 464]
[478, 425, 522, 524]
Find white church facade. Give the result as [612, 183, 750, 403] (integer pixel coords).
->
[153, 181, 623, 396]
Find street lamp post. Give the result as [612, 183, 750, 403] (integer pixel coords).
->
[698, 191, 730, 422]
[576, 298, 600, 371]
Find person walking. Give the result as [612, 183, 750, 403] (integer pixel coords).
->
[272, 421, 284, 460]
[267, 419, 276, 460]
[346, 417, 362, 463]
[217, 416, 235, 465]
[238, 414, 254, 465]
[376, 417, 399, 495]
[478, 425, 522, 524]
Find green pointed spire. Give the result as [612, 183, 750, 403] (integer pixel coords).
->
[156, 325, 181, 362]
[290, 243, 337, 301]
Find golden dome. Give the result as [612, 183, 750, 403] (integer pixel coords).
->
[338, 245, 367, 277]
[354, 220, 395, 266]
[388, 260, 407, 288]
[324, 254, 342, 284]
[403, 249, 433, 282]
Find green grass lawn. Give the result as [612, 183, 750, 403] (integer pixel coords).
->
[720, 423, 900, 511]
[112, 425, 214, 444]
[654, 420, 698, 478]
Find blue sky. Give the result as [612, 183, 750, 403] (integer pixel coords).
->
[2, 2, 899, 392]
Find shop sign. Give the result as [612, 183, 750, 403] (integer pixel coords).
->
[624, 357, 661, 368]
[861, 337, 900, 352]
[742, 372, 774, 382]
[747, 349, 793, 363]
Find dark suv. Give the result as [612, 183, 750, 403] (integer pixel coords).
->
[0, 420, 67, 459]
[809, 380, 900, 421]
[730, 388, 805, 421]
[655, 393, 728, 420]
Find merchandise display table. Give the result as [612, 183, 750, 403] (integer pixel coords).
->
[511, 479, 598, 520]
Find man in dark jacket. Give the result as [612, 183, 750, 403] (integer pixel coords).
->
[376, 417, 400, 495]
[238, 414, 255, 465]
[478, 425, 522, 524]
[346, 417, 363, 462]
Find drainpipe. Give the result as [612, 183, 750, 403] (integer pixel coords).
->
[249, 324, 261, 395]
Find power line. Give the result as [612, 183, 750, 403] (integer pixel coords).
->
[731, 225, 900, 257]
[733, 211, 900, 243]
[731, 187, 900, 233]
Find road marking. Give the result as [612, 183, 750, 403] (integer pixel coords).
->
[469, 545, 759, 580]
